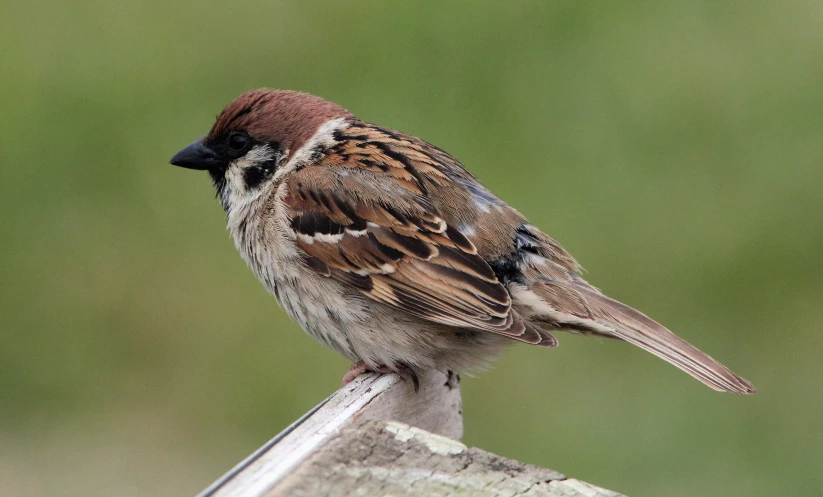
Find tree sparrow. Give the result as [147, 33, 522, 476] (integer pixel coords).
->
[170, 89, 754, 394]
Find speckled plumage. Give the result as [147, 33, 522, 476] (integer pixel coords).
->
[171, 89, 755, 394]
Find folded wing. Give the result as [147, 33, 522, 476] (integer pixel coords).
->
[283, 167, 556, 347]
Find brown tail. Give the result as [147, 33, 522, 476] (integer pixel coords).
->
[579, 288, 755, 394]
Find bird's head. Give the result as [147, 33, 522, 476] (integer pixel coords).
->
[170, 89, 351, 210]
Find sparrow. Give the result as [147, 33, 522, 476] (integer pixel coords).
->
[170, 89, 755, 394]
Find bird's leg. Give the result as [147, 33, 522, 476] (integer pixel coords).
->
[341, 361, 420, 392]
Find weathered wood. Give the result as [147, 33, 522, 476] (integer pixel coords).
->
[198, 370, 462, 497]
[273, 419, 625, 497]
[196, 370, 625, 497]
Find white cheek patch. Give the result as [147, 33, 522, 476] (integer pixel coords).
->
[231, 144, 277, 170]
[224, 166, 245, 192]
[223, 144, 279, 208]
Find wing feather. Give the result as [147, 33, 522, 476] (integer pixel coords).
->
[284, 168, 555, 347]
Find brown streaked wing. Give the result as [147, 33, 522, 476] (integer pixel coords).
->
[283, 166, 555, 347]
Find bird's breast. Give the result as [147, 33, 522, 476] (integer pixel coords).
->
[226, 184, 365, 359]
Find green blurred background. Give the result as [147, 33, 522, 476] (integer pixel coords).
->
[2, 1, 821, 496]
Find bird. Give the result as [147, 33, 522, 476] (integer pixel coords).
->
[170, 89, 755, 394]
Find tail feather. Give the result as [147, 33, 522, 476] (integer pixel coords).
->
[580, 289, 756, 394]
[503, 224, 754, 394]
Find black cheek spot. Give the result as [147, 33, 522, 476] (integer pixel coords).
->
[243, 158, 277, 190]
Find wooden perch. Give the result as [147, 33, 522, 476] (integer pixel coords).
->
[195, 370, 625, 497]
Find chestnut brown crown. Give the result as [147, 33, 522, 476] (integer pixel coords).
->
[207, 89, 352, 156]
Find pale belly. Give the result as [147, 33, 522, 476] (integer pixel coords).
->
[251, 245, 510, 374]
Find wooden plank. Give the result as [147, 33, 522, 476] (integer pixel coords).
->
[195, 370, 625, 497]
[197, 370, 462, 497]
[270, 419, 626, 497]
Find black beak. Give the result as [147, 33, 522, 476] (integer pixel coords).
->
[170, 137, 222, 170]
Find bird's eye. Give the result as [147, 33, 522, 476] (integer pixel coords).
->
[228, 132, 250, 151]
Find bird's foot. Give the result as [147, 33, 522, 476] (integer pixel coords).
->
[342, 360, 373, 386]
[342, 360, 420, 392]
